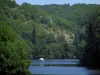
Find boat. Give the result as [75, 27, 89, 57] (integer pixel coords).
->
[39, 58, 44, 61]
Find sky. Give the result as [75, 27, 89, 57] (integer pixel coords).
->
[15, 0, 100, 5]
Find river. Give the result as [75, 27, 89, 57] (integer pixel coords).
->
[29, 59, 100, 75]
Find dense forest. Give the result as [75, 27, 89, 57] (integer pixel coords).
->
[1, 0, 100, 74]
[81, 9, 100, 68]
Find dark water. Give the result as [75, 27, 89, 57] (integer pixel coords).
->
[29, 59, 100, 75]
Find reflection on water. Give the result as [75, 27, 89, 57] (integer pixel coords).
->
[40, 61, 44, 66]
[29, 59, 100, 75]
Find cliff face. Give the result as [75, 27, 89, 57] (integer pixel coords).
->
[44, 27, 74, 44]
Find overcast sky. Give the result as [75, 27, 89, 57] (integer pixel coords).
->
[15, 0, 100, 5]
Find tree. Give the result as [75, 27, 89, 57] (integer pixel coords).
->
[0, 22, 31, 75]
[32, 24, 36, 44]
[81, 9, 100, 68]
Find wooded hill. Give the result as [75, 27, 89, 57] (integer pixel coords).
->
[1, 0, 100, 59]
[1, 0, 100, 74]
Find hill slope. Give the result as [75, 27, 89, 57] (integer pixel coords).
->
[3, 0, 100, 59]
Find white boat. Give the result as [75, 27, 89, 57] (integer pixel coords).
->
[39, 58, 44, 61]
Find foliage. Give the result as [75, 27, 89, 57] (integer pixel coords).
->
[0, 0, 31, 75]
[1, 0, 100, 65]
[0, 22, 31, 75]
[7, 2, 100, 59]
[81, 9, 100, 68]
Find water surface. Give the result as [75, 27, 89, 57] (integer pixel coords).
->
[29, 59, 100, 75]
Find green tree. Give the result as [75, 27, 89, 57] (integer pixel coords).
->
[0, 22, 31, 75]
[81, 9, 100, 68]
[32, 24, 36, 44]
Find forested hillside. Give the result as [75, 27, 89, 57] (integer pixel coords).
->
[1, 0, 100, 60]
[13, 3, 100, 59]
[1, 0, 100, 74]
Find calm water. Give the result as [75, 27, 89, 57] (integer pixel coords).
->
[29, 59, 100, 75]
